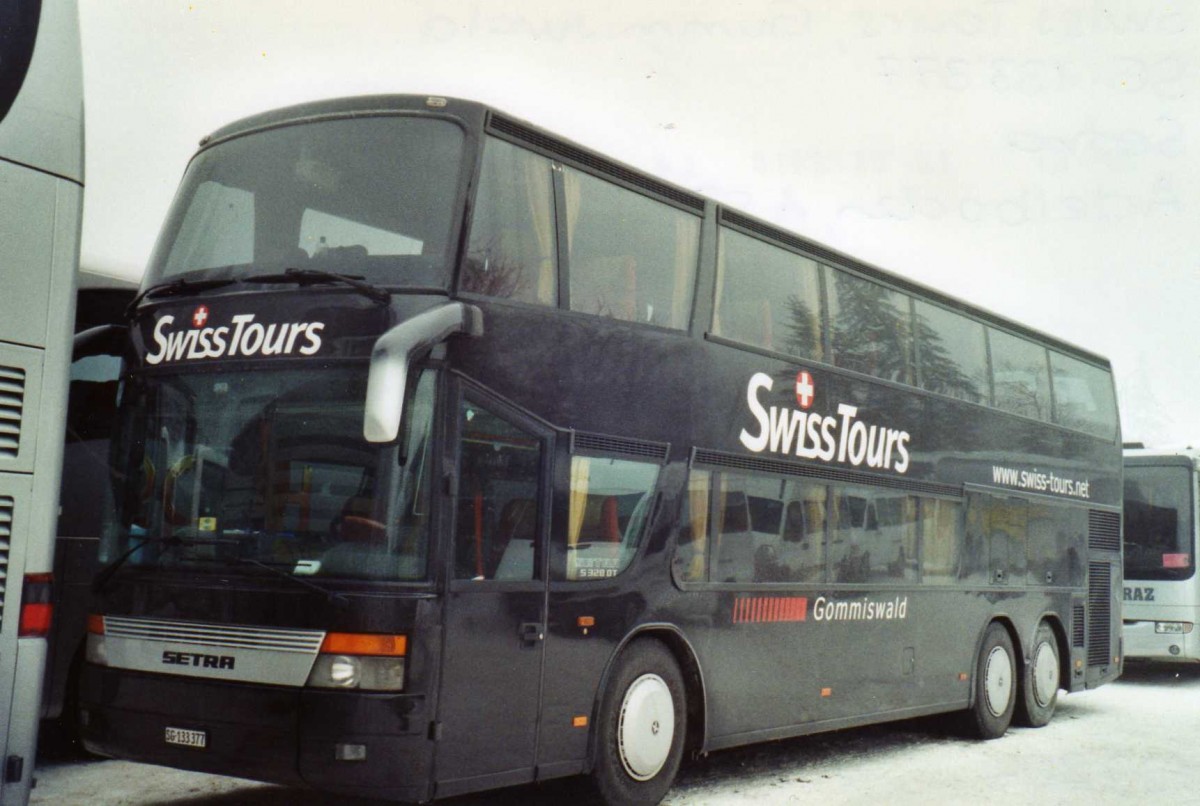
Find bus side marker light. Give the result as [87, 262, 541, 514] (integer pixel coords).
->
[573, 716, 588, 727]
[820, 687, 832, 698]
[334, 743, 367, 762]
[958, 673, 968, 682]
[578, 616, 595, 635]
[18, 574, 54, 637]
[87, 614, 106, 635]
[320, 633, 407, 656]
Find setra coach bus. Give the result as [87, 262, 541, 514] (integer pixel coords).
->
[79, 95, 1123, 804]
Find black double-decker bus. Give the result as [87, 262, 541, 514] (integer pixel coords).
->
[80, 96, 1123, 804]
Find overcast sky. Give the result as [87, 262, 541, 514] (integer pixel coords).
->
[77, 1, 1200, 447]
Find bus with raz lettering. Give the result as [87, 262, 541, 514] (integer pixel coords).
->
[0, 0, 85, 801]
[79, 95, 1123, 804]
[1122, 446, 1200, 661]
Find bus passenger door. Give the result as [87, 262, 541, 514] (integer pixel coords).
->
[433, 388, 551, 795]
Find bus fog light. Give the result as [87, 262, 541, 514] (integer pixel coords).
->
[85, 634, 109, 666]
[306, 655, 405, 691]
[330, 656, 361, 687]
[1155, 622, 1192, 634]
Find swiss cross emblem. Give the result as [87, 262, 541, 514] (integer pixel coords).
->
[192, 306, 209, 328]
[795, 370, 815, 409]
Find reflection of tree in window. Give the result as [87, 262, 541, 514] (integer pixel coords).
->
[989, 327, 1051, 421]
[913, 302, 987, 403]
[830, 271, 912, 384]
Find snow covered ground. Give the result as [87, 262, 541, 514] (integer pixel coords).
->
[33, 662, 1193, 805]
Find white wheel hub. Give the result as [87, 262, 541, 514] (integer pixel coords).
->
[984, 645, 1013, 717]
[1031, 640, 1058, 708]
[618, 672, 675, 781]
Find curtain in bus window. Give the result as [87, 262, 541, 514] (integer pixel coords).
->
[920, 497, 964, 585]
[989, 328, 1051, 422]
[567, 456, 591, 579]
[463, 138, 556, 305]
[564, 167, 699, 329]
[455, 401, 542, 581]
[1048, 351, 1117, 439]
[829, 270, 913, 384]
[713, 228, 824, 360]
[913, 301, 988, 404]
[565, 456, 659, 580]
[674, 470, 711, 583]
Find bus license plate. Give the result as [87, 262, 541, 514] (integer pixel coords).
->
[164, 727, 207, 749]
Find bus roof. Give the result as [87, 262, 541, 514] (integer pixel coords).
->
[197, 93, 1111, 370]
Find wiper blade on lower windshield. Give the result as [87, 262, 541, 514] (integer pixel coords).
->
[125, 277, 240, 319]
[245, 268, 390, 305]
[92, 535, 239, 593]
[232, 556, 349, 609]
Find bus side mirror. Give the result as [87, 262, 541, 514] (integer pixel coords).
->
[73, 323, 129, 361]
[363, 302, 482, 443]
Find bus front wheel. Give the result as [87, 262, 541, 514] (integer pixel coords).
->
[968, 622, 1016, 740]
[591, 639, 686, 806]
[1015, 621, 1060, 728]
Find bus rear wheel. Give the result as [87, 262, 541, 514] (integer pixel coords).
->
[967, 622, 1016, 740]
[591, 639, 686, 806]
[1015, 621, 1060, 728]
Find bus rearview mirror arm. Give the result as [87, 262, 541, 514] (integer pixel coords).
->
[363, 302, 483, 443]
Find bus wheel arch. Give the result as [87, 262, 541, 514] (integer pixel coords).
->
[588, 629, 703, 804]
[1015, 617, 1065, 728]
[966, 618, 1018, 740]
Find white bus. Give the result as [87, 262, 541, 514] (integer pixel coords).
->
[1123, 446, 1200, 661]
[0, 0, 84, 801]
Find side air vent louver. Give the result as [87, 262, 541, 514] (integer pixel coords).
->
[1088, 510, 1120, 552]
[1072, 603, 1086, 648]
[1087, 563, 1112, 666]
[487, 113, 706, 213]
[0, 366, 26, 460]
[0, 496, 12, 628]
[692, 448, 960, 498]
[571, 432, 670, 464]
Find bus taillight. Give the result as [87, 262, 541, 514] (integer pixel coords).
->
[18, 573, 53, 637]
[306, 633, 407, 692]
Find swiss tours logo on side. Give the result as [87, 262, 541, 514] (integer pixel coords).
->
[739, 369, 912, 474]
[144, 307, 326, 365]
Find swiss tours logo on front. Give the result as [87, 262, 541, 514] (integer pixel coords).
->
[144, 305, 326, 365]
[739, 370, 912, 474]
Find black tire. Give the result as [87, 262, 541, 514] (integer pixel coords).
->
[1014, 621, 1060, 728]
[591, 639, 687, 806]
[967, 622, 1016, 740]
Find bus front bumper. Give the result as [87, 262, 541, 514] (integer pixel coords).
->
[78, 662, 433, 801]
[1122, 620, 1200, 662]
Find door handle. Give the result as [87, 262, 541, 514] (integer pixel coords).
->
[520, 622, 544, 647]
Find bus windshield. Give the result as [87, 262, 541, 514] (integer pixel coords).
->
[102, 367, 435, 582]
[1124, 464, 1195, 581]
[146, 116, 465, 289]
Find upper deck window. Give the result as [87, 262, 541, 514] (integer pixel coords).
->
[829, 270, 913, 384]
[713, 228, 824, 360]
[914, 301, 989, 404]
[989, 328, 1051, 422]
[1049, 351, 1117, 439]
[565, 168, 700, 330]
[462, 137, 557, 306]
[148, 116, 465, 289]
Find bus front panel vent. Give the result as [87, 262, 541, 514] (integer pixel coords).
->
[0, 496, 12, 628]
[1072, 603, 1086, 648]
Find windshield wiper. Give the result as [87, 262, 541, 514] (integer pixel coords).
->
[92, 534, 238, 592]
[125, 277, 240, 319]
[245, 268, 390, 305]
[231, 556, 349, 609]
